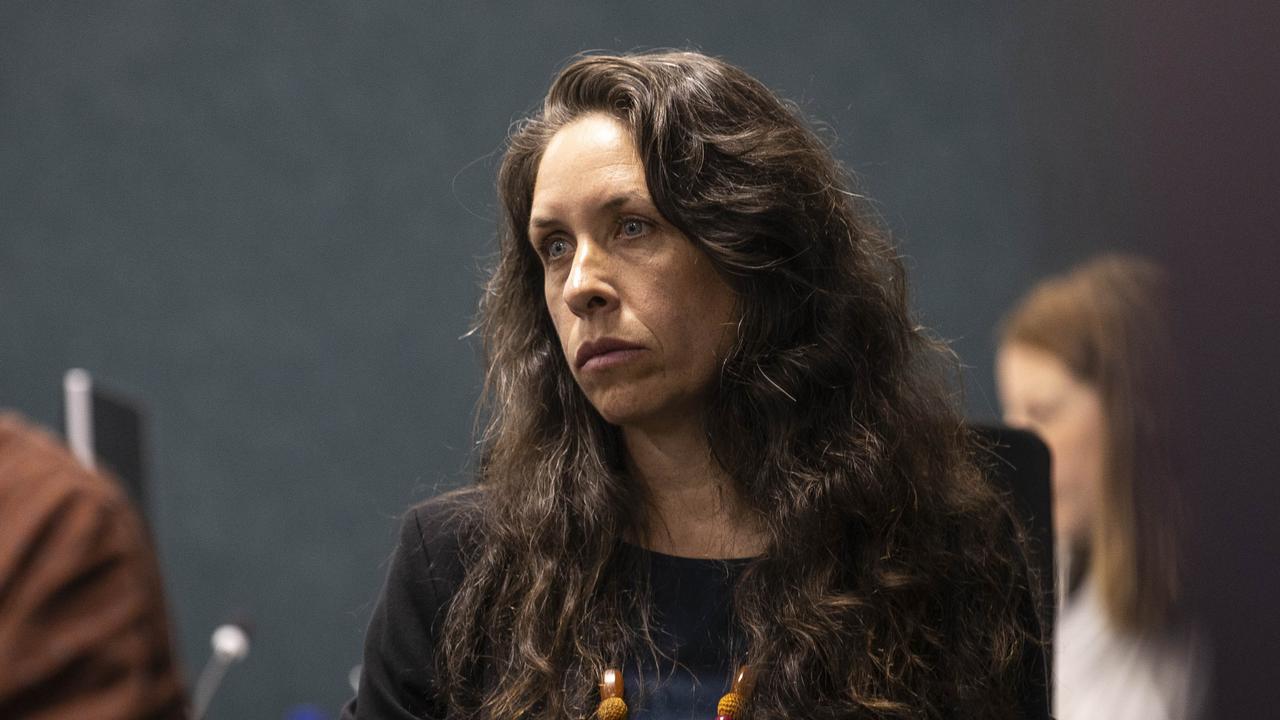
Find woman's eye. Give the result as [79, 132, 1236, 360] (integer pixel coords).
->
[619, 218, 650, 238]
[545, 238, 571, 259]
[1027, 398, 1063, 425]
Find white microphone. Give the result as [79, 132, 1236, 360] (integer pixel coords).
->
[63, 368, 95, 469]
[211, 624, 250, 663]
[192, 621, 252, 719]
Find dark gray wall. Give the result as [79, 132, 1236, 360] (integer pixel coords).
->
[1, 3, 1122, 717]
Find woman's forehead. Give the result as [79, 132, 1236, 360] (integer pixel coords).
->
[529, 116, 651, 225]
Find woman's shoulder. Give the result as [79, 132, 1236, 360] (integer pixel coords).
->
[402, 486, 486, 565]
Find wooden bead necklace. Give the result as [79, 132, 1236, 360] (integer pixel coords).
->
[596, 665, 756, 720]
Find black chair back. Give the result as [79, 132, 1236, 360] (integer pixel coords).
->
[971, 424, 1055, 636]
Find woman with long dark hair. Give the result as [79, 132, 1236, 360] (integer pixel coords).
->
[345, 51, 1046, 720]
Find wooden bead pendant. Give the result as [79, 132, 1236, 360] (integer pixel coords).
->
[597, 668, 627, 720]
[714, 665, 757, 720]
[597, 697, 627, 720]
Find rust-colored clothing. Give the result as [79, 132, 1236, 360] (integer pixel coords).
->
[0, 413, 186, 719]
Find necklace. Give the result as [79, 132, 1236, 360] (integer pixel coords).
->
[595, 665, 756, 720]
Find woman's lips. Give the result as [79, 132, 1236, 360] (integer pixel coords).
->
[580, 348, 645, 372]
[575, 338, 645, 371]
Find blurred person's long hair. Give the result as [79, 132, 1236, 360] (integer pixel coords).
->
[1001, 254, 1183, 634]
[440, 51, 1043, 719]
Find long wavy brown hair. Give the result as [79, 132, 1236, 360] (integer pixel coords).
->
[440, 51, 1042, 719]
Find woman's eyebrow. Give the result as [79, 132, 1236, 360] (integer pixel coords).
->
[601, 192, 650, 211]
[529, 192, 653, 232]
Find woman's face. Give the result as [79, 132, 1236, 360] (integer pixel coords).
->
[528, 114, 738, 430]
[996, 342, 1107, 552]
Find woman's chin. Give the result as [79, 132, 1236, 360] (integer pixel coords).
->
[589, 394, 688, 432]
[592, 402, 652, 428]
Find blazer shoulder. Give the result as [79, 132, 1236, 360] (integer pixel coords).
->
[404, 486, 486, 575]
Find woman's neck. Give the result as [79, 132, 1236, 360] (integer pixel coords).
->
[622, 422, 767, 559]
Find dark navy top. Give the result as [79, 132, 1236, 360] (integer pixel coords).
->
[342, 492, 1049, 719]
[619, 546, 749, 719]
[341, 493, 749, 720]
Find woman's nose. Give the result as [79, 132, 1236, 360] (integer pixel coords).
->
[563, 240, 619, 318]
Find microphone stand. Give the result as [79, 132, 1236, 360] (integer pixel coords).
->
[192, 623, 251, 720]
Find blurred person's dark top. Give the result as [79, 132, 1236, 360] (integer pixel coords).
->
[0, 413, 186, 720]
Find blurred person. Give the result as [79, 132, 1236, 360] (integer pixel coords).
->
[996, 254, 1202, 720]
[0, 412, 186, 719]
[345, 50, 1048, 720]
